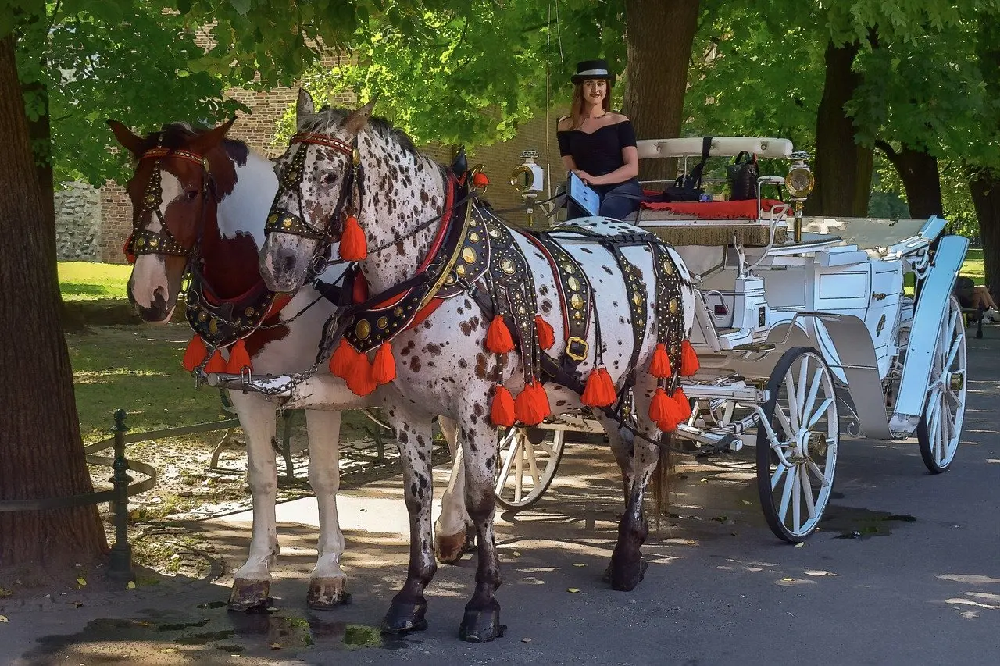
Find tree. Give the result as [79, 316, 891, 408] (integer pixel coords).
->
[969, 11, 1000, 298]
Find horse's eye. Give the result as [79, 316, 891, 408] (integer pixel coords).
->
[323, 173, 338, 185]
[185, 189, 199, 201]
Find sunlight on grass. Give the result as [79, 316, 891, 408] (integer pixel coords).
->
[962, 248, 984, 285]
[59, 261, 131, 301]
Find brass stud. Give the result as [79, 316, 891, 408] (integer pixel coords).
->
[469, 232, 480, 242]
[198, 312, 208, 322]
[501, 259, 515, 274]
[568, 276, 580, 291]
[562, 262, 575, 273]
[149, 238, 159, 247]
[456, 264, 467, 277]
[245, 307, 255, 317]
[355, 319, 371, 339]
[570, 294, 584, 310]
[395, 307, 404, 316]
[462, 247, 477, 264]
[669, 299, 678, 314]
[208, 318, 218, 335]
[377, 316, 389, 329]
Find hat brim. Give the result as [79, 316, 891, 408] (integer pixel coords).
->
[571, 73, 615, 85]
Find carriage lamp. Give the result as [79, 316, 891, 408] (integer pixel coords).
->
[510, 150, 545, 227]
[785, 152, 814, 243]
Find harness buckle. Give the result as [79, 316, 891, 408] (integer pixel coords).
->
[565, 336, 589, 362]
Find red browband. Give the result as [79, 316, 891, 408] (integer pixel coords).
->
[141, 147, 209, 171]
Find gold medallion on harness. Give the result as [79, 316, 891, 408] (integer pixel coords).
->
[377, 316, 389, 329]
[570, 294, 584, 310]
[245, 307, 255, 317]
[149, 238, 159, 247]
[663, 260, 675, 275]
[208, 318, 218, 335]
[568, 276, 581, 291]
[394, 306, 404, 316]
[456, 264, 467, 277]
[562, 262, 575, 273]
[198, 312, 207, 322]
[462, 247, 477, 264]
[469, 232, 480, 243]
[501, 259, 515, 274]
[633, 293, 643, 306]
[669, 298, 678, 314]
[356, 319, 371, 339]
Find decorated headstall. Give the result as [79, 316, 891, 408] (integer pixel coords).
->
[265, 132, 368, 263]
[124, 146, 211, 263]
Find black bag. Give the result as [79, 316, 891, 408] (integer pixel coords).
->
[727, 151, 759, 201]
[660, 136, 712, 202]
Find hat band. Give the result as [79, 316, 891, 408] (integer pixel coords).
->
[577, 68, 610, 77]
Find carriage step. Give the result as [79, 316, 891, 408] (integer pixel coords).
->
[674, 424, 744, 454]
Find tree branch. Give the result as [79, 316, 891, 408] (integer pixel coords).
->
[874, 139, 899, 164]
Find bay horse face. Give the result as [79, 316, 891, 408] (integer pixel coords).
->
[109, 119, 235, 322]
[261, 90, 374, 292]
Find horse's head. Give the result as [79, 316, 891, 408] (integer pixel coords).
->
[261, 90, 374, 293]
[109, 118, 236, 322]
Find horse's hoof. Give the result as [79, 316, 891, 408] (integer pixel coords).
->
[435, 531, 467, 565]
[608, 556, 648, 592]
[380, 600, 428, 635]
[458, 600, 505, 643]
[307, 577, 351, 610]
[228, 578, 271, 612]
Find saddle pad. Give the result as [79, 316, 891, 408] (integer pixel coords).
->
[638, 198, 786, 219]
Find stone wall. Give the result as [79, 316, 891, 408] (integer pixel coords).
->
[55, 182, 102, 261]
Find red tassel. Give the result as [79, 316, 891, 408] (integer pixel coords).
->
[372, 342, 396, 384]
[680, 340, 699, 376]
[345, 351, 377, 396]
[581, 367, 616, 408]
[535, 315, 555, 350]
[329, 339, 358, 378]
[672, 387, 692, 420]
[205, 349, 227, 374]
[490, 385, 516, 427]
[123, 234, 136, 264]
[486, 315, 516, 354]
[515, 380, 551, 426]
[226, 339, 252, 374]
[352, 271, 369, 304]
[650, 343, 672, 378]
[649, 387, 684, 432]
[339, 214, 367, 261]
[182, 335, 208, 372]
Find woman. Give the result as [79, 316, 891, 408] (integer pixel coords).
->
[557, 59, 643, 220]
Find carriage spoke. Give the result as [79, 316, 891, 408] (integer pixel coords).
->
[778, 463, 795, 524]
[806, 457, 828, 486]
[771, 459, 788, 490]
[791, 464, 802, 532]
[806, 397, 834, 429]
[495, 432, 519, 494]
[784, 374, 800, 431]
[523, 435, 543, 489]
[774, 404, 794, 438]
[800, 465, 817, 519]
[514, 438, 525, 502]
[794, 358, 810, 428]
[801, 367, 824, 429]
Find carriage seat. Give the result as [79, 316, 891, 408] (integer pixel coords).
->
[624, 199, 789, 247]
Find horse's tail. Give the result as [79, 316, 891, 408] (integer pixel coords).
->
[650, 433, 674, 529]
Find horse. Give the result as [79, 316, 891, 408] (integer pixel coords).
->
[107, 118, 472, 613]
[258, 90, 698, 642]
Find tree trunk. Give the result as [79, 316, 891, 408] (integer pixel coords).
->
[970, 169, 1000, 300]
[877, 142, 943, 218]
[623, 0, 701, 181]
[805, 41, 874, 217]
[0, 34, 107, 571]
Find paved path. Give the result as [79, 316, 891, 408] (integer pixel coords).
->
[4, 336, 1000, 665]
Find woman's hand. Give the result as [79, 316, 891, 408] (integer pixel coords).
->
[573, 169, 600, 185]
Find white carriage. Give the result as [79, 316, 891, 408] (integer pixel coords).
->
[498, 136, 968, 542]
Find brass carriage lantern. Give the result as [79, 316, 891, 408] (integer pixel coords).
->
[785, 151, 814, 243]
[510, 150, 546, 227]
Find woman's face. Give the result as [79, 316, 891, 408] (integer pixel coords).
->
[581, 78, 607, 106]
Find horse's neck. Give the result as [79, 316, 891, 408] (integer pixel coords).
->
[358, 138, 447, 294]
[201, 150, 278, 298]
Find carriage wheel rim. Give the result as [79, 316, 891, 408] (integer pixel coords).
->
[761, 349, 839, 539]
[494, 427, 565, 509]
[924, 299, 967, 468]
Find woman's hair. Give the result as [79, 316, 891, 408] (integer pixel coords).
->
[569, 79, 613, 129]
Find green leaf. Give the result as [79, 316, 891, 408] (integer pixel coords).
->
[229, 0, 251, 16]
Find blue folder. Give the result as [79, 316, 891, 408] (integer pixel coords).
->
[567, 172, 600, 216]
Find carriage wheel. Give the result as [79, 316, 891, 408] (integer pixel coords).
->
[494, 427, 566, 511]
[917, 296, 967, 473]
[756, 347, 839, 543]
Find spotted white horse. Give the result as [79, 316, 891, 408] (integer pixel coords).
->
[259, 92, 698, 642]
[108, 119, 471, 612]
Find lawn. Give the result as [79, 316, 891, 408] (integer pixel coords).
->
[962, 248, 984, 285]
[59, 261, 132, 300]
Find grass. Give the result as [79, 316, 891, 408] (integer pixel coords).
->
[962, 248, 985, 285]
[59, 262, 131, 301]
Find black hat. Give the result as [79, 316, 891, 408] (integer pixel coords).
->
[571, 59, 615, 85]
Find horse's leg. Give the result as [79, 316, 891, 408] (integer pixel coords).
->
[608, 377, 663, 592]
[226, 390, 279, 611]
[457, 406, 506, 643]
[303, 409, 350, 609]
[598, 415, 635, 506]
[434, 415, 472, 564]
[381, 408, 438, 634]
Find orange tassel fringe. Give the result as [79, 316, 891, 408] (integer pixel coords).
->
[581, 367, 616, 408]
[490, 385, 516, 427]
[329, 339, 358, 378]
[649, 387, 683, 432]
[486, 315, 516, 354]
[182, 335, 208, 372]
[372, 342, 396, 384]
[649, 343, 672, 378]
[535, 315, 555, 350]
[680, 340, 699, 376]
[515, 380, 551, 426]
[345, 351, 377, 396]
[339, 214, 367, 261]
[205, 350, 227, 374]
[673, 387, 692, 420]
[226, 339, 252, 374]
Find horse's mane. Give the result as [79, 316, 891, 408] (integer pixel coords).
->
[303, 107, 419, 158]
[138, 122, 251, 167]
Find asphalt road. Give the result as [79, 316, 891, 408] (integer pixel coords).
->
[5, 335, 999, 666]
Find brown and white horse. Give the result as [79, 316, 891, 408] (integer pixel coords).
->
[259, 92, 698, 642]
[108, 119, 470, 612]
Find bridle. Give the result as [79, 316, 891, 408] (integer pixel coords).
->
[124, 146, 213, 263]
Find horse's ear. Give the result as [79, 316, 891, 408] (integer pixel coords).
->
[107, 120, 144, 157]
[343, 100, 375, 136]
[296, 89, 315, 121]
[188, 117, 237, 154]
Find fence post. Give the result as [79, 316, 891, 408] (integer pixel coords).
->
[107, 408, 135, 582]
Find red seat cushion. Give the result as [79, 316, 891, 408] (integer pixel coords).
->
[639, 199, 786, 220]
